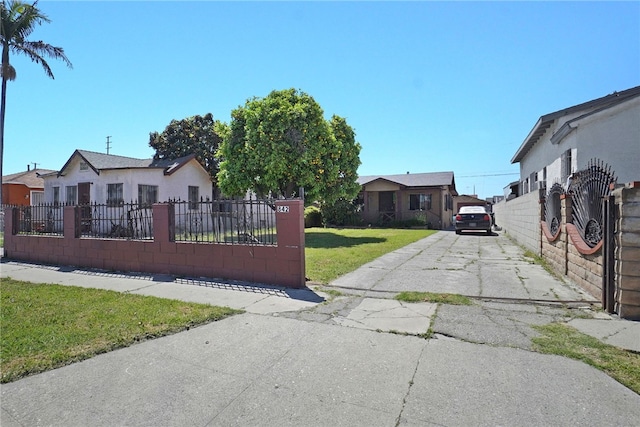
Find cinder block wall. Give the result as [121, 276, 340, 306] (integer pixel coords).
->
[493, 191, 542, 254]
[614, 184, 640, 319]
[3, 200, 306, 288]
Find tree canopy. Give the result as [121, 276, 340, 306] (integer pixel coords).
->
[1, 0, 72, 203]
[217, 88, 361, 204]
[149, 113, 224, 194]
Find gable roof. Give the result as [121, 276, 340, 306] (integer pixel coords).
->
[358, 171, 456, 189]
[56, 149, 201, 176]
[511, 85, 640, 164]
[2, 169, 56, 188]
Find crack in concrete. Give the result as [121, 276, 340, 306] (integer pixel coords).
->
[394, 343, 427, 427]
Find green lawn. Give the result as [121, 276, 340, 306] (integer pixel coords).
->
[305, 227, 436, 283]
[0, 279, 241, 383]
[533, 323, 640, 394]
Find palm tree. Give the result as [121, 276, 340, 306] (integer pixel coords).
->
[0, 0, 71, 203]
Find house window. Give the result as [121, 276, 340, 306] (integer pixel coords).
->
[53, 187, 60, 206]
[188, 186, 199, 210]
[107, 183, 124, 207]
[79, 161, 88, 171]
[66, 186, 77, 205]
[409, 194, 431, 211]
[444, 193, 453, 211]
[31, 191, 44, 205]
[138, 184, 158, 208]
[561, 149, 572, 184]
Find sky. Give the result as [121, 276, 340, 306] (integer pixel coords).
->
[4, 1, 639, 199]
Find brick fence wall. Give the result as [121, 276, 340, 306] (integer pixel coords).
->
[613, 184, 640, 319]
[3, 200, 306, 288]
[541, 195, 603, 298]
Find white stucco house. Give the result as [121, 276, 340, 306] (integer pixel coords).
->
[509, 85, 640, 197]
[41, 149, 213, 206]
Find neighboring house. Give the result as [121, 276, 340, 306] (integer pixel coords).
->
[2, 166, 55, 206]
[41, 149, 212, 206]
[357, 172, 458, 229]
[511, 85, 640, 195]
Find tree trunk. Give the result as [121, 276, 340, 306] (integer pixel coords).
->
[0, 75, 6, 205]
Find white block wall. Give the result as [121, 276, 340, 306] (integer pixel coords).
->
[493, 191, 541, 254]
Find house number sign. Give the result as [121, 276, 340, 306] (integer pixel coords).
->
[277, 206, 290, 213]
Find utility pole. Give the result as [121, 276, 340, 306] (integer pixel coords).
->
[31, 162, 39, 170]
[106, 136, 112, 154]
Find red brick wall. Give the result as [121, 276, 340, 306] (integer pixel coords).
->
[3, 200, 306, 288]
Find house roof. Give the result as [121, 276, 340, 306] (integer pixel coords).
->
[56, 149, 200, 176]
[511, 85, 640, 164]
[2, 168, 56, 188]
[358, 171, 456, 189]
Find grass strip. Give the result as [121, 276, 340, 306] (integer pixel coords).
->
[532, 323, 640, 394]
[1, 278, 242, 383]
[305, 228, 435, 284]
[395, 291, 472, 305]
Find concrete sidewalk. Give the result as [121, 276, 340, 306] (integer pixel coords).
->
[2, 314, 640, 427]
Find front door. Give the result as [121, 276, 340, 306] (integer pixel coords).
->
[379, 191, 395, 222]
[78, 182, 91, 232]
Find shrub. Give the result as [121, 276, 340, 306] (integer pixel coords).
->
[304, 206, 323, 228]
[321, 198, 363, 227]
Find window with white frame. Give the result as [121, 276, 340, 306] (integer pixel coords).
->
[66, 186, 77, 205]
[107, 183, 124, 206]
[53, 187, 60, 205]
[188, 186, 199, 210]
[409, 194, 431, 211]
[138, 184, 158, 207]
[79, 161, 89, 171]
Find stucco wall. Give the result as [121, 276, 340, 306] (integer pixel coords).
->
[519, 96, 640, 192]
[493, 190, 541, 254]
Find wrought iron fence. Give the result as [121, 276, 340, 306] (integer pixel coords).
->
[80, 202, 154, 240]
[172, 197, 277, 245]
[544, 182, 564, 237]
[12, 203, 65, 236]
[568, 158, 616, 248]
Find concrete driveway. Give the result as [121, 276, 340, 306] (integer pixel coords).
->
[330, 229, 594, 302]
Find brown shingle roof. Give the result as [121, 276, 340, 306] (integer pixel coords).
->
[357, 171, 455, 188]
[2, 169, 56, 188]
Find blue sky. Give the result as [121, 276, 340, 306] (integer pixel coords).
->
[4, 1, 639, 199]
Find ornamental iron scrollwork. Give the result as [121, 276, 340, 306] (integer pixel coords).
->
[567, 159, 616, 248]
[544, 182, 564, 238]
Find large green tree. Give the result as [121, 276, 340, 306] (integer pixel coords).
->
[217, 88, 361, 205]
[1, 0, 71, 203]
[149, 113, 225, 197]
